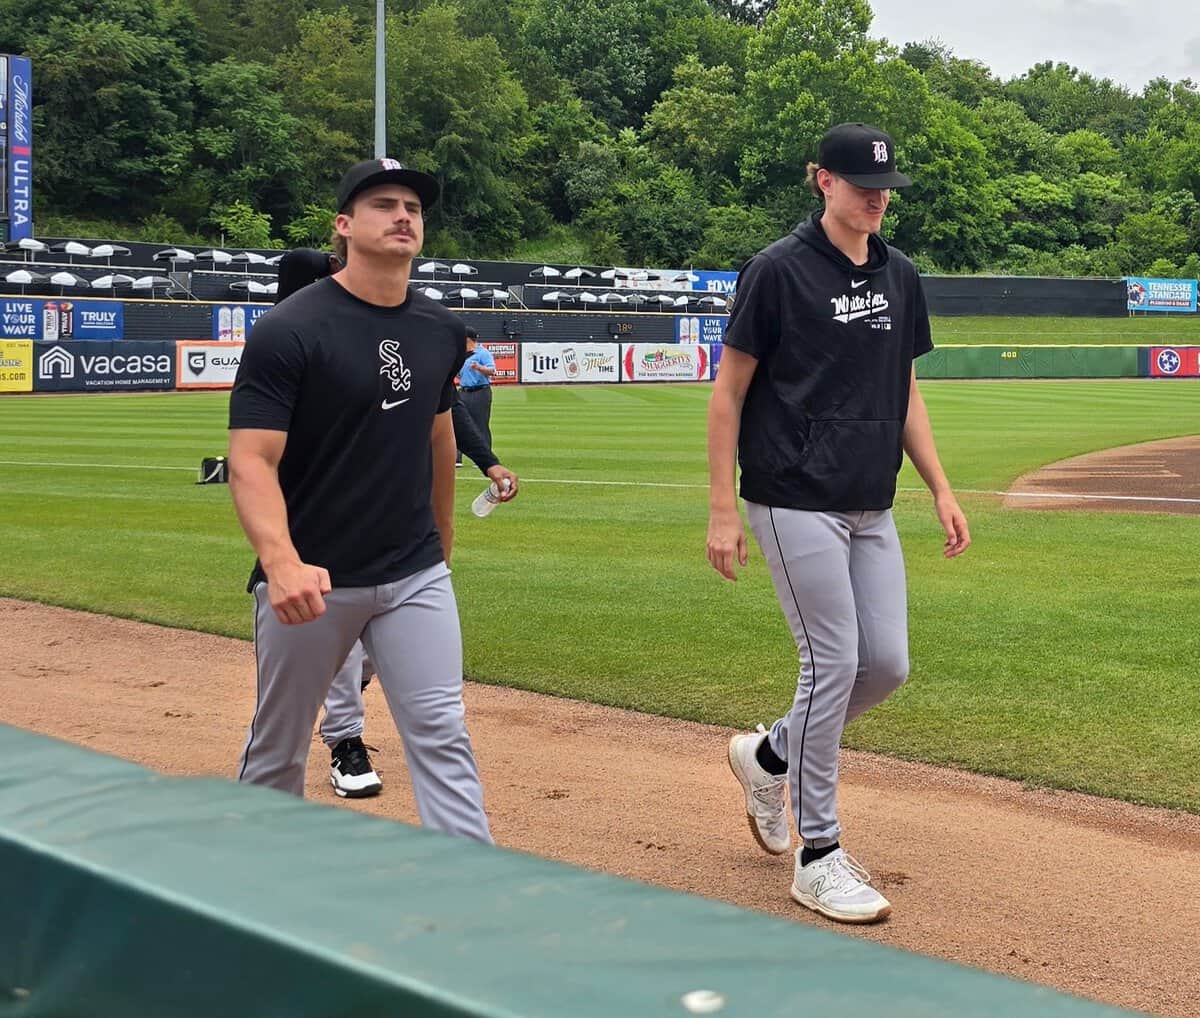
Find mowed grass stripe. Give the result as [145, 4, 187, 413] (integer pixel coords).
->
[0, 383, 1197, 811]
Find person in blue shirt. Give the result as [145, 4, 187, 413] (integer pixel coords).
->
[457, 328, 496, 459]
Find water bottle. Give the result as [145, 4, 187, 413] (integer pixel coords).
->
[471, 477, 512, 518]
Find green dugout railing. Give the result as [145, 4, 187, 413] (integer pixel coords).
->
[0, 724, 1136, 1017]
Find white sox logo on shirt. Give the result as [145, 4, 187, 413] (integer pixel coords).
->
[830, 289, 889, 324]
[378, 339, 411, 409]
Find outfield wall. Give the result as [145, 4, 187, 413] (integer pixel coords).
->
[1, 723, 1134, 1017]
[4, 339, 1200, 394]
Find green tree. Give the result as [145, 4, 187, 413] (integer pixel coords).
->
[284, 204, 336, 247]
[16, 10, 193, 217]
[523, 0, 649, 128]
[1054, 130, 1120, 175]
[193, 59, 302, 216]
[521, 97, 609, 222]
[274, 10, 374, 208]
[642, 57, 744, 195]
[971, 98, 1060, 177]
[693, 205, 780, 268]
[709, 0, 778, 25]
[1001, 172, 1078, 250]
[581, 165, 709, 265]
[1116, 212, 1189, 272]
[385, 4, 539, 253]
[890, 100, 1004, 270]
[214, 201, 275, 248]
[899, 40, 1001, 107]
[1004, 61, 1144, 143]
[1069, 172, 1131, 248]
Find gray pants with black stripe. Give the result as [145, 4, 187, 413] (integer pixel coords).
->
[237, 562, 492, 844]
[745, 504, 909, 849]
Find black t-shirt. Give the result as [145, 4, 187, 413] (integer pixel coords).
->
[724, 211, 933, 511]
[228, 277, 465, 589]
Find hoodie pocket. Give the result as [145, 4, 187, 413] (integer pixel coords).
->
[798, 418, 904, 508]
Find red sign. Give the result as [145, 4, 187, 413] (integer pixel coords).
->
[1149, 347, 1200, 378]
[481, 341, 518, 385]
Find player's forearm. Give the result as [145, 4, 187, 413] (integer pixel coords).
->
[430, 418, 456, 562]
[707, 391, 743, 514]
[903, 381, 952, 498]
[228, 455, 301, 572]
[477, 364, 495, 376]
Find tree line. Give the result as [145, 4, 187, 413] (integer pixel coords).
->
[4, 0, 1199, 277]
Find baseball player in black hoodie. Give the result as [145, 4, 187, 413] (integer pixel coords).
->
[708, 124, 969, 924]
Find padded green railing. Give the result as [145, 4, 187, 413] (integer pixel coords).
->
[0, 724, 1134, 1017]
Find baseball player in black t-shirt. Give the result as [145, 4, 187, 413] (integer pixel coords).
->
[228, 158, 509, 842]
[707, 124, 970, 923]
[268, 247, 517, 799]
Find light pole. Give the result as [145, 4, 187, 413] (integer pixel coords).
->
[374, 0, 386, 157]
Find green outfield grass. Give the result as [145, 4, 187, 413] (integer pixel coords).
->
[0, 382, 1197, 811]
[931, 314, 1200, 345]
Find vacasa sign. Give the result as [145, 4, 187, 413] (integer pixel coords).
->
[33, 341, 175, 392]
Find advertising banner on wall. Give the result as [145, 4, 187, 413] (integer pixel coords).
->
[1148, 346, 1200, 377]
[480, 341, 519, 385]
[709, 342, 723, 380]
[212, 304, 270, 341]
[1, 298, 124, 340]
[33, 341, 174, 392]
[620, 343, 710, 382]
[691, 270, 738, 294]
[177, 340, 243, 389]
[0, 338, 31, 391]
[1126, 277, 1198, 312]
[520, 342, 621, 384]
[675, 315, 726, 344]
[4, 55, 32, 241]
[1, 56, 8, 218]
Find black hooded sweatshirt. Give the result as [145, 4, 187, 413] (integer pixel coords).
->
[723, 210, 932, 511]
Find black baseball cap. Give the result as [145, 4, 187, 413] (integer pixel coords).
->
[336, 158, 440, 212]
[817, 123, 912, 188]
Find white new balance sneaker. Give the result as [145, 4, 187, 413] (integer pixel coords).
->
[791, 848, 892, 924]
[727, 724, 790, 855]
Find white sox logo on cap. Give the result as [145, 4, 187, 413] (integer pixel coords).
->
[872, 141, 888, 163]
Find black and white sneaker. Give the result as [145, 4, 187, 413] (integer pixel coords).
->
[329, 737, 383, 798]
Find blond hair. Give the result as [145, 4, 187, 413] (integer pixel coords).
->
[806, 161, 823, 199]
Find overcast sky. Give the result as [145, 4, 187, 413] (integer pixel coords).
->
[866, 0, 1200, 92]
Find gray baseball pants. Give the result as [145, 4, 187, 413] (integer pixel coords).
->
[745, 504, 909, 849]
[237, 562, 492, 844]
[319, 642, 373, 748]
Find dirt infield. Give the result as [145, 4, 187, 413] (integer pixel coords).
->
[3, 598, 1198, 1016]
[1006, 436, 1200, 514]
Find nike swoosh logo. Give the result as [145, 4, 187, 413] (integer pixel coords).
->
[851, 279, 868, 288]
[381, 398, 410, 410]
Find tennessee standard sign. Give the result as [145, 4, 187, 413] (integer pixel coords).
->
[33, 341, 175, 392]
